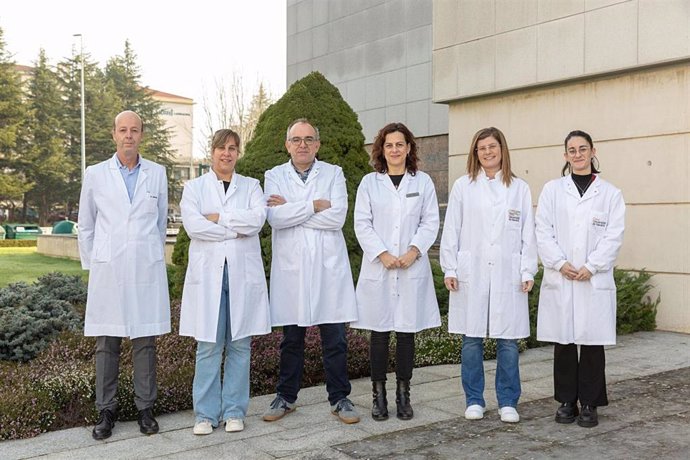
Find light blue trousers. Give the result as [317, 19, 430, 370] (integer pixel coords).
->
[192, 263, 251, 425]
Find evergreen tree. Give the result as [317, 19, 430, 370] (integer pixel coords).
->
[20, 49, 71, 225]
[57, 51, 119, 213]
[105, 41, 175, 175]
[244, 82, 272, 147]
[0, 27, 30, 213]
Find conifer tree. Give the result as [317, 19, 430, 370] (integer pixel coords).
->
[0, 27, 30, 212]
[20, 49, 71, 225]
[105, 41, 174, 174]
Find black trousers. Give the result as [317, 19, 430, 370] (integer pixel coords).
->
[370, 331, 415, 382]
[553, 343, 608, 407]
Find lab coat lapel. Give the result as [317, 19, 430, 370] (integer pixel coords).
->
[222, 173, 239, 203]
[375, 172, 398, 194]
[108, 155, 132, 206]
[304, 159, 320, 186]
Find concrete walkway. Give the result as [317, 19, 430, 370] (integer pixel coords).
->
[1, 331, 688, 459]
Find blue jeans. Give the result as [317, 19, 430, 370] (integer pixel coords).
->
[461, 336, 521, 408]
[277, 323, 351, 406]
[193, 263, 251, 425]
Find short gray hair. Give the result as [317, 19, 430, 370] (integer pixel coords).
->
[286, 118, 319, 140]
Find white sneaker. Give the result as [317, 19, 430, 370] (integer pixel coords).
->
[193, 420, 213, 435]
[498, 406, 520, 423]
[464, 404, 485, 420]
[225, 418, 244, 432]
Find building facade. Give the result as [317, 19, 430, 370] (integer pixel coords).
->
[433, 0, 690, 333]
[287, 0, 450, 201]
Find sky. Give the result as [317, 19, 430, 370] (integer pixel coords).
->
[0, 0, 287, 157]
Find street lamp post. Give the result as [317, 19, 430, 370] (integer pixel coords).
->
[73, 34, 86, 182]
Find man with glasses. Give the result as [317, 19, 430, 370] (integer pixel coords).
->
[262, 118, 360, 424]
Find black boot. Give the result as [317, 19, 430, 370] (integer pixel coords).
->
[371, 381, 388, 421]
[396, 379, 413, 420]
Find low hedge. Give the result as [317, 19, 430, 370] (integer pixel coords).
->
[0, 239, 37, 247]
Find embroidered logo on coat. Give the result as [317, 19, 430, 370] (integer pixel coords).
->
[508, 209, 521, 222]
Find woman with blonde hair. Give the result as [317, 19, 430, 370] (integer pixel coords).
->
[440, 127, 537, 423]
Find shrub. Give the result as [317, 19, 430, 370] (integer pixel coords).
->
[615, 269, 659, 334]
[0, 239, 37, 247]
[170, 72, 371, 298]
[0, 273, 86, 361]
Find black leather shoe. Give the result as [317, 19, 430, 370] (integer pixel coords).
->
[92, 408, 116, 440]
[138, 408, 159, 435]
[577, 405, 598, 428]
[555, 402, 579, 424]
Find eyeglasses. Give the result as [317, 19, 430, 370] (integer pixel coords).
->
[566, 146, 591, 156]
[477, 143, 499, 153]
[288, 136, 317, 146]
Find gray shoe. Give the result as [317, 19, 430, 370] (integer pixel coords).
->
[331, 398, 360, 424]
[262, 396, 296, 422]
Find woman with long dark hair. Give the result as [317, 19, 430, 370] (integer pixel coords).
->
[351, 122, 440, 421]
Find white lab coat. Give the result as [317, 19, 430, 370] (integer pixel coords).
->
[265, 159, 357, 326]
[78, 154, 170, 338]
[351, 171, 441, 332]
[440, 171, 537, 339]
[178, 172, 271, 343]
[536, 175, 625, 345]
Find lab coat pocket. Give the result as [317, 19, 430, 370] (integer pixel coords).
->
[511, 254, 523, 290]
[92, 236, 111, 263]
[244, 252, 266, 284]
[456, 250, 471, 282]
[148, 235, 164, 262]
[186, 252, 204, 285]
[360, 259, 385, 280]
[541, 267, 562, 290]
[590, 270, 615, 290]
[143, 194, 159, 214]
[276, 238, 299, 271]
[323, 232, 345, 269]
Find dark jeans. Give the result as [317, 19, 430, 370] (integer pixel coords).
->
[95, 335, 157, 412]
[554, 343, 608, 407]
[369, 331, 415, 382]
[276, 323, 351, 406]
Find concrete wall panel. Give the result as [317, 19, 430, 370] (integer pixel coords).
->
[496, 0, 538, 33]
[496, 27, 538, 89]
[584, 0, 638, 74]
[639, 0, 690, 64]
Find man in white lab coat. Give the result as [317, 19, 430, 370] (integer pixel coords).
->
[261, 118, 360, 424]
[78, 110, 170, 440]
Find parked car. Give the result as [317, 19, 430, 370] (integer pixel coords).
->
[167, 211, 182, 224]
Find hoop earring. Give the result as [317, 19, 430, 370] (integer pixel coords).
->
[592, 156, 600, 171]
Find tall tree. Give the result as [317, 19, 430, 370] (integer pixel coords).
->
[0, 27, 30, 217]
[57, 50, 119, 213]
[105, 41, 174, 169]
[20, 49, 72, 225]
[199, 75, 273, 156]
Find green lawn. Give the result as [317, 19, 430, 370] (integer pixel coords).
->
[0, 247, 87, 287]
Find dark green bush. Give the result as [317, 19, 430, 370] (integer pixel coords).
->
[0, 273, 86, 361]
[170, 71, 371, 298]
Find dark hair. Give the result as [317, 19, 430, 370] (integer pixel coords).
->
[370, 122, 419, 175]
[466, 127, 515, 186]
[211, 129, 241, 153]
[562, 130, 600, 176]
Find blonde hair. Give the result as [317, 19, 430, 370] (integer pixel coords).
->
[466, 127, 515, 186]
